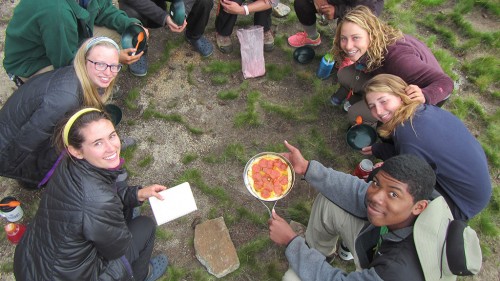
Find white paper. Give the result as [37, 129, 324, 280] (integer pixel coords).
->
[149, 182, 198, 225]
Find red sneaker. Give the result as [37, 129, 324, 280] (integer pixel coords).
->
[288, 32, 321, 47]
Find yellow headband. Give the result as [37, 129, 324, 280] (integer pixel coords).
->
[63, 108, 101, 147]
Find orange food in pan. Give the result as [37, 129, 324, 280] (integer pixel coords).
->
[247, 155, 292, 200]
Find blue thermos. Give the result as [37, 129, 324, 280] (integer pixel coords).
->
[316, 54, 335, 80]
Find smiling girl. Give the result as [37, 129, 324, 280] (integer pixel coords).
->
[0, 37, 126, 188]
[330, 6, 454, 125]
[361, 74, 491, 220]
[14, 108, 168, 281]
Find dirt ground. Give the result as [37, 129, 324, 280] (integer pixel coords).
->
[0, 0, 499, 280]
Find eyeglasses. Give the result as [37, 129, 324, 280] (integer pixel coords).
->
[86, 59, 122, 73]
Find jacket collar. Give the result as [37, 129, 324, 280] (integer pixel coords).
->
[382, 226, 413, 242]
[75, 158, 123, 184]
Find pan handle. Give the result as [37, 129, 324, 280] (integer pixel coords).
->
[259, 200, 278, 218]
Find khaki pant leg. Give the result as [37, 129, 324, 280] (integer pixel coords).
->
[93, 26, 122, 45]
[20, 65, 54, 82]
[305, 193, 368, 271]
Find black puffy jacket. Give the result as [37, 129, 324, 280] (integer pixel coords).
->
[14, 157, 141, 280]
[0, 66, 82, 185]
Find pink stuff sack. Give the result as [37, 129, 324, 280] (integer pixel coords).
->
[236, 26, 266, 79]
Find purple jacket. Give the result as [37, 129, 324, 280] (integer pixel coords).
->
[339, 35, 454, 105]
[371, 35, 454, 104]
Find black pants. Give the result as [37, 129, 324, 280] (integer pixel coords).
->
[215, 0, 272, 36]
[120, 0, 213, 40]
[124, 216, 157, 280]
[293, 0, 317, 26]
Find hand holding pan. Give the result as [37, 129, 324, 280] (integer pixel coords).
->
[346, 116, 377, 150]
[243, 152, 295, 217]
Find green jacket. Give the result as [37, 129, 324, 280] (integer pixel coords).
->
[3, 0, 140, 77]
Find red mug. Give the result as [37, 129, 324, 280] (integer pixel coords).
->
[352, 159, 373, 180]
[5, 222, 26, 244]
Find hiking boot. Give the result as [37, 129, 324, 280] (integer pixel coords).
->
[128, 54, 148, 77]
[216, 33, 233, 54]
[187, 35, 213, 57]
[264, 30, 275, 52]
[330, 87, 349, 106]
[338, 241, 354, 261]
[288, 31, 321, 47]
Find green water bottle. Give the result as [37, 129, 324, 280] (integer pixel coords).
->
[170, 0, 186, 26]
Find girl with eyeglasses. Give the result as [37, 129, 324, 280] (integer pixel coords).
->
[0, 37, 124, 189]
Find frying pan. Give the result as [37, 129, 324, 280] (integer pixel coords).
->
[346, 116, 377, 150]
[121, 24, 147, 55]
[104, 104, 122, 126]
[243, 152, 295, 216]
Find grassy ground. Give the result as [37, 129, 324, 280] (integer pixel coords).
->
[0, 0, 498, 280]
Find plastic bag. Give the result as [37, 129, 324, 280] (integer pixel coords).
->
[236, 26, 265, 79]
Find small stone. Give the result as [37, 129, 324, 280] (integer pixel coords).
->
[272, 3, 291, 18]
[194, 217, 240, 278]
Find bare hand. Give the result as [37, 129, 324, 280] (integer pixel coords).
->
[282, 140, 309, 175]
[142, 26, 150, 39]
[319, 4, 335, 20]
[313, 0, 328, 11]
[221, 0, 245, 15]
[119, 49, 144, 65]
[373, 161, 384, 169]
[138, 184, 167, 201]
[166, 16, 187, 33]
[268, 209, 297, 246]
[405, 85, 425, 104]
[361, 146, 373, 155]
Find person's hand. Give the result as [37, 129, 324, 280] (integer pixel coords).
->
[405, 84, 425, 104]
[138, 184, 167, 201]
[282, 140, 309, 175]
[361, 146, 373, 155]
[119, 49, 143, 65]
[220, 0, 245, 15]
[312, 0, 328, 11]
[373, 161, 384, 169]
[268, 209, 297, 246]
[144, 27, 150, 38]
[318, 4, 335, 20]
[166, 16, 187, 33]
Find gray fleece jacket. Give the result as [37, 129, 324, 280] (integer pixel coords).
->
[284, 160, 425, 281]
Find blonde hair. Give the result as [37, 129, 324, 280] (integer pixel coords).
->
[73, 37, 120, 109]
[332, 6, 403, 72]
[363, 74, 421, 138]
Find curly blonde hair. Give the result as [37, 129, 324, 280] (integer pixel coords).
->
[332, 6, 403, 72]
[73, 38, 120, 109]
[363, 74, 421, 138]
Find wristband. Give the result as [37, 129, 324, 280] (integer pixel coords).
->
[243, 4, 249, 15]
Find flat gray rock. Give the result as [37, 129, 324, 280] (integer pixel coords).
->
[194, 217, 240, 278]
[273, 3, 291, 18]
